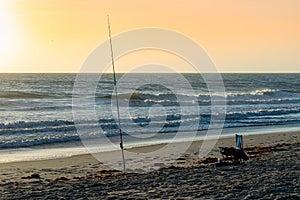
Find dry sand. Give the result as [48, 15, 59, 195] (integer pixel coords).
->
[0, 131, 299, 199]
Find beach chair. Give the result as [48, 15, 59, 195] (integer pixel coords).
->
[219, 134, 249, 162]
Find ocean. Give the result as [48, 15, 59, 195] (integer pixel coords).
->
[0, 73, 299, 162]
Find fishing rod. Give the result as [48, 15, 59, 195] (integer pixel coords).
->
[107, 15, 126, 173]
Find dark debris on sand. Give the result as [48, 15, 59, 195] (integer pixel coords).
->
[1, 143, 299, 200]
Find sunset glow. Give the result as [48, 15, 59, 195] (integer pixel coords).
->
[0, 0, 299, 73]
[0, 2, 22, 66]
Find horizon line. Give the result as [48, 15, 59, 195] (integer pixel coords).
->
[1, 71, 300, 74]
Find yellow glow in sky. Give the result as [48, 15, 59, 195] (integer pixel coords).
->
[0, 2, 22, 70]
[0, 0, 299, 73]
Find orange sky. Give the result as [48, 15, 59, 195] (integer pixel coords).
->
[0, 0, 299, 73]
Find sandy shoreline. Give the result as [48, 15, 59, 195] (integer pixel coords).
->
[1, 131, 299, 199]
[1, 131, 299, 180]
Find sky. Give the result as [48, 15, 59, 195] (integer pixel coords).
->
[0, 0, 299, 73]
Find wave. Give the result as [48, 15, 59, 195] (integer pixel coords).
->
[0, 91, 75, 100]
[97, 88, 299, 101]
[61, 87, 300, 110]
[1, 73, 300, 149]
[1, 88, 300, 149]
[0, 120, 74, 130]
[226, 107, 300, 119]
[0, 91, 52, 99]
[1, 105, 299, 132]
[12, 85, 297, 103]
[227, 88, 278, 97]
[227, 88, 300, 99]
[98, 92, 146, 100]
[0, 108, 300, 148]
[0, 134, 80, 148]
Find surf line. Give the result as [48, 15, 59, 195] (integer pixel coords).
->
[107, 15, 126, 172]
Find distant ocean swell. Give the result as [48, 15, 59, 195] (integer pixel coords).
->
[0, 87, 298, 99]
[97, 88, 300, 106]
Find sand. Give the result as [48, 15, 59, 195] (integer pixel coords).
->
[0, 131, 299, 199]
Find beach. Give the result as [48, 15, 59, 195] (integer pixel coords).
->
[1, 131, 299, 199]
[1, 0, 299, 198]
[1, 73, 299, 199]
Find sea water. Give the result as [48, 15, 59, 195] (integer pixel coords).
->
[0, 73, 299, 162]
